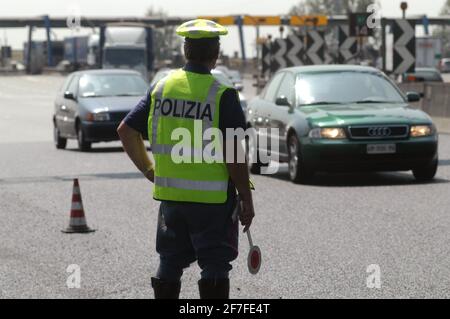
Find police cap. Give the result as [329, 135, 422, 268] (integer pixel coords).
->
[176, 19, 228, 39]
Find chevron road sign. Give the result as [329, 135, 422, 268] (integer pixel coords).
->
[285, 34, 304, 67]
[338, 26, 358, 64]
[392, 19, 416, 74]
[261, 42, 271, 77]
[271, 38, 288, 73]
[305, 30, 325, 65]
[260, 32, 324, 75]
[261, 34, 304, 75]
[324, 52, 333, 65]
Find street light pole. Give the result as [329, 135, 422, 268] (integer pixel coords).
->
[256, 25, 260, 61]
[401, 2, 408, 19]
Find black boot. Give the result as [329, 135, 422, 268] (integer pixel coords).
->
[198, 278, 230, 299]
[151, 277, 181, 299]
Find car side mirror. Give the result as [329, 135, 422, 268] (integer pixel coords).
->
[275, 96, 291, 107]
[64, 91, 76, 100]
[406, 91, 421, 102]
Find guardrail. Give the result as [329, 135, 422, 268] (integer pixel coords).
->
[398, 82, 450, 118]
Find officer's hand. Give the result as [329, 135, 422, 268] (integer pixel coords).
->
[144, 169, 155, 183]
[240, 198, 255, 233]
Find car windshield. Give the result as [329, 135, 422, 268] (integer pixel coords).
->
[104, 48, 146, 67]
[296, 71, 405, 106]
[412, 70, 442, 81]
[212, 71, 235, 87]
[228, 70, 242, 81]
[150, 70, 171, 87]
[78, 74, 148, 98]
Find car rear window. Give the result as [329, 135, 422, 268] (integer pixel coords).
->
[295, 71, 405, 105]
[78, 74, 148, 98]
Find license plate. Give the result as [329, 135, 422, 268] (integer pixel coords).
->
[367, 144, 396, 154]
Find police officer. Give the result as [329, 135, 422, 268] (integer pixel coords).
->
[117, 19, 255, 299]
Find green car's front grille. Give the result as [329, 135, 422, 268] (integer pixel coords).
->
[348, 125, 409, 140]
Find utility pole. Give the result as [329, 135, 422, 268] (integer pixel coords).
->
[279, 25, 284, 38]
[255, 25, 260, 61]
[236, 16, 246, 66]
[26, 25, 33, 74]
[335, 0, 344, 15]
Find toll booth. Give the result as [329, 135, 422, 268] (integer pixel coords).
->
[23, 41, 45, 74]
[49, 41, 64, 66]
[1, 46, 12, 67]
[64, 36, 89, 70]
[23, 40, 64, 73]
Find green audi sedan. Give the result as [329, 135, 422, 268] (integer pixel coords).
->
[246, 65, 438, 183]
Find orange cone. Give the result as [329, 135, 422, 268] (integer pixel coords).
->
[62, 179, 95, 233]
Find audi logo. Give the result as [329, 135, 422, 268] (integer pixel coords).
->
[367, 127, 392, 137]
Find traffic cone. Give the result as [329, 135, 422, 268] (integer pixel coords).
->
[62, 179, 95, 233]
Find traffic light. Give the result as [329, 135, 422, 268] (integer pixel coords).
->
[349, 12, 374, 37]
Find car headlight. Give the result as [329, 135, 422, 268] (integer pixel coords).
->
[410, 125, 434, 137]
[309, 127, 347, 139]
[87, 112, 110, 122]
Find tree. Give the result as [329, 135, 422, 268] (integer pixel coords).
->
[290, 0, 379, 16]
[433, 0, 450, 57]
[440, 0, 450, 14]
[146, 6, 182, 67]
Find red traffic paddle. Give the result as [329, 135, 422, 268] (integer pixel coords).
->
[232, 195, 262, 275]
[246, 229, 261, 275]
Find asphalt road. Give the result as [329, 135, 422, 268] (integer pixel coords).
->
[0, 74, 449, 299]
[443, 73, 450, 83]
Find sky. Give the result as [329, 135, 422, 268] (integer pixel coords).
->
[0, 0, 446, 57]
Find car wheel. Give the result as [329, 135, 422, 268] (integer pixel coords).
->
[77, 124, 91, 152]
[412, 157, 438, 182]
[288, 134, 314, 184]
[246, 131, 268, 174]
[54, 124, 67, 150]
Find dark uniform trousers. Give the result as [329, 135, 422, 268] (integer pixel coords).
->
[156, 190, 239, 281]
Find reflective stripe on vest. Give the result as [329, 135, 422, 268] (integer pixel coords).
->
[154, 176, 228, 192]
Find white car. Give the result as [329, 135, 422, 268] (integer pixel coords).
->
[439, 58, 450, 73]
[216, 66, 244, 91]
[227, 70, 244, 91]
[211, 69, 247, 110]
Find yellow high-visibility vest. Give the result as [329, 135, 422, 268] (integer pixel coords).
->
[148, 69, 230, 203]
